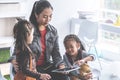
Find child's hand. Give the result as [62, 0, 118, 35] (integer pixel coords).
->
[74, 60, 85, 66]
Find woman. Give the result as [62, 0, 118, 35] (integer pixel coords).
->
[10, 0, 68, 80]
[29, 0, 68, 80]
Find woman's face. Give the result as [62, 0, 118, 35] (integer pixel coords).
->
[35, 7, 53, 26]
[27, 28, 34, 44]
[65, 40, 80, 56]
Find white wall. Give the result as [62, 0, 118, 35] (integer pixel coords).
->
[0, 0, 100, 54]
[49, 0, 100, 54]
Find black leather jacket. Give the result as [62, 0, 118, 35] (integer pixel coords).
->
[30, 24, 64, 68]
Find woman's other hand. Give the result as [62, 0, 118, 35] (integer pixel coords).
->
[58, 64, 66, 69]
[40, 73, 51, 80]
[58, 64, 70, 74]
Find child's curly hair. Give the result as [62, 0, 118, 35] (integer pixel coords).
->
[63, 34, 85, 50]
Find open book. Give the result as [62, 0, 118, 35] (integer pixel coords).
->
[52, 66, 80, 73]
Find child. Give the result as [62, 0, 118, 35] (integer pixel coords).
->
[13, 19, 51, 80]
[63, 34, 95, 80]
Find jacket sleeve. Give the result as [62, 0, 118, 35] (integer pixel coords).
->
[18, 53, 40, 79]
[53, 36, 64, 67]
[63, 54, 72, 67]
[82, 51, 96, 61]
[51, 31, 65, 68]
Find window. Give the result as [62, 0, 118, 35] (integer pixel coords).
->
[100, 0, 120, 41]
[99, 0, 120, 61]
[104, 0, 120, 10]
[100, 0, 120, 23]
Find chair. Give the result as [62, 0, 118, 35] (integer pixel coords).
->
[71, 18, 102, 71]
[77, 19, 98, 52]
[77, 19, 102, 70]
[0, 69, 7, 80]
[71, 18, 99, 52]
[9, 45, 15, 80]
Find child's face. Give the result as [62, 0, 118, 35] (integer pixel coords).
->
[65, 40, 80, 56]
[27, 28, 34, 44]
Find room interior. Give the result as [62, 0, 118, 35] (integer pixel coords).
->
[0, 0, 120, 80]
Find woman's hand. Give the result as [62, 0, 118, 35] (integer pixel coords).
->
[58, 64, 70, 74]
[58, 64, 66, 69]
[40, 73, 51, 80]
[11, 59, 19, 72]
